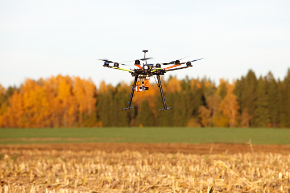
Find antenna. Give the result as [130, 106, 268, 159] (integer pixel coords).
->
[142, 50, 148, 64]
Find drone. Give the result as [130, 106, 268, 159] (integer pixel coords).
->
[100, 50, 202, 111]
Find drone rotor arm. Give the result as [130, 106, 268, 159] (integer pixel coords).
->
[165, 66, 190, 72]
[163, 63, 185, 70]
[151, 68, 163, 73]
[162, 61, 175, 65]
[108, 66, 134, 73]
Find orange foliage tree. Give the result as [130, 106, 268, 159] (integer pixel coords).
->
[0, 75, 98, 128]
[219, 81, 240, 127]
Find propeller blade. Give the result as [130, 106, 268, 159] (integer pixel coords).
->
[162, 57, 203, 65]
[162, 56, 190, 65]
[121, 63, 134, 66]
[162, 61, 175, 65]
[125, 57, 154, 62]
[139, 57, 153, 61]
[99, 59, 114, 63]
[190, 58, 203, 62]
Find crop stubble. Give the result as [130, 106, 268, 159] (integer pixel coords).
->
[0, 143, 290, 192]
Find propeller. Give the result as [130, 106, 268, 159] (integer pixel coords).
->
[98, 59, 114, 63]
[162, 56, 190, 65]
[162, 60, 182, 65]
[190, 58, 203, 62]
[139, 57, 153, 61]
[99, 59, 127, 67]
[124, 57, 154, 63]
[162, 58, 203, 65]
[121, 63, 135, 66]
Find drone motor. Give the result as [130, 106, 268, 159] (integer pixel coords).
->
[103, 61, 110, 67]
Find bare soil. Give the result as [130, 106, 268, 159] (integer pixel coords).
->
[1, 142, 290, 154]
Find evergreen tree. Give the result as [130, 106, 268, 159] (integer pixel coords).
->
[135, 100, 155, 126]
[217, 82, 227, 100]
[114, 84, 130, 126]
[254, 76, 269, 127]
[155, 92, 174, 126]
[284, 68, 290, 127]
[97, 87, 115, 127]
[265, 72, 279, 127]
[172, 92, 187, 126]
[187, 83, 203, 122]
[234, 70, 257, 126]
[276, 80, 285, 127]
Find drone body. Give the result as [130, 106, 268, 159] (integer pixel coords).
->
[101, 50, 202, 111]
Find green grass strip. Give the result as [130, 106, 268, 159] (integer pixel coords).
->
[0, 127, 290, 145]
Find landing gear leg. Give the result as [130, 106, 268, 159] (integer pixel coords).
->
[121, 76, 138, 111]
[156, 75, 172, 111]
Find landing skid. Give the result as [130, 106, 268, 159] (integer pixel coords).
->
[121, 107, 135, 111]
[159, 107, 173, 111]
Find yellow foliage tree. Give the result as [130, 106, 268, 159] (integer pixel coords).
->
[198, 106, 211, 127]
[240, 108, 253, 127]
[21, 79, 50, 128]
[44, 76, 62, 127]
[166, 77, 181, 93]
[7, 91, 25, 127]
[0, 85, 8, 127]
[57, 76, 77, 127]
[73, 77, 97, 126]
[219, 81, 240, 127]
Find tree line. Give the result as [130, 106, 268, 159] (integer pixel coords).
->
[0, 69, 290, 128]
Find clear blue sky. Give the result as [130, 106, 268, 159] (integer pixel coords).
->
[1, 0, 290, 88]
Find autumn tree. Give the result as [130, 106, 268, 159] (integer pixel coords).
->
[219, 82, 240, 127]
[21, 79, 50, 128]
[198, 106, 211, 127]
[43, 75, 62, 127]
[7, 90, 25, 127]
[0, 85, 7, 127]
[240, 108, 252, 127]
[73, 77, 97, 127]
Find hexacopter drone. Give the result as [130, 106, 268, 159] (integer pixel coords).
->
[100, 50, 202, 111]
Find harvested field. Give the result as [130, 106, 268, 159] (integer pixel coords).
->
[1, 143, 290, 192]
[2, 142, 290, 155]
